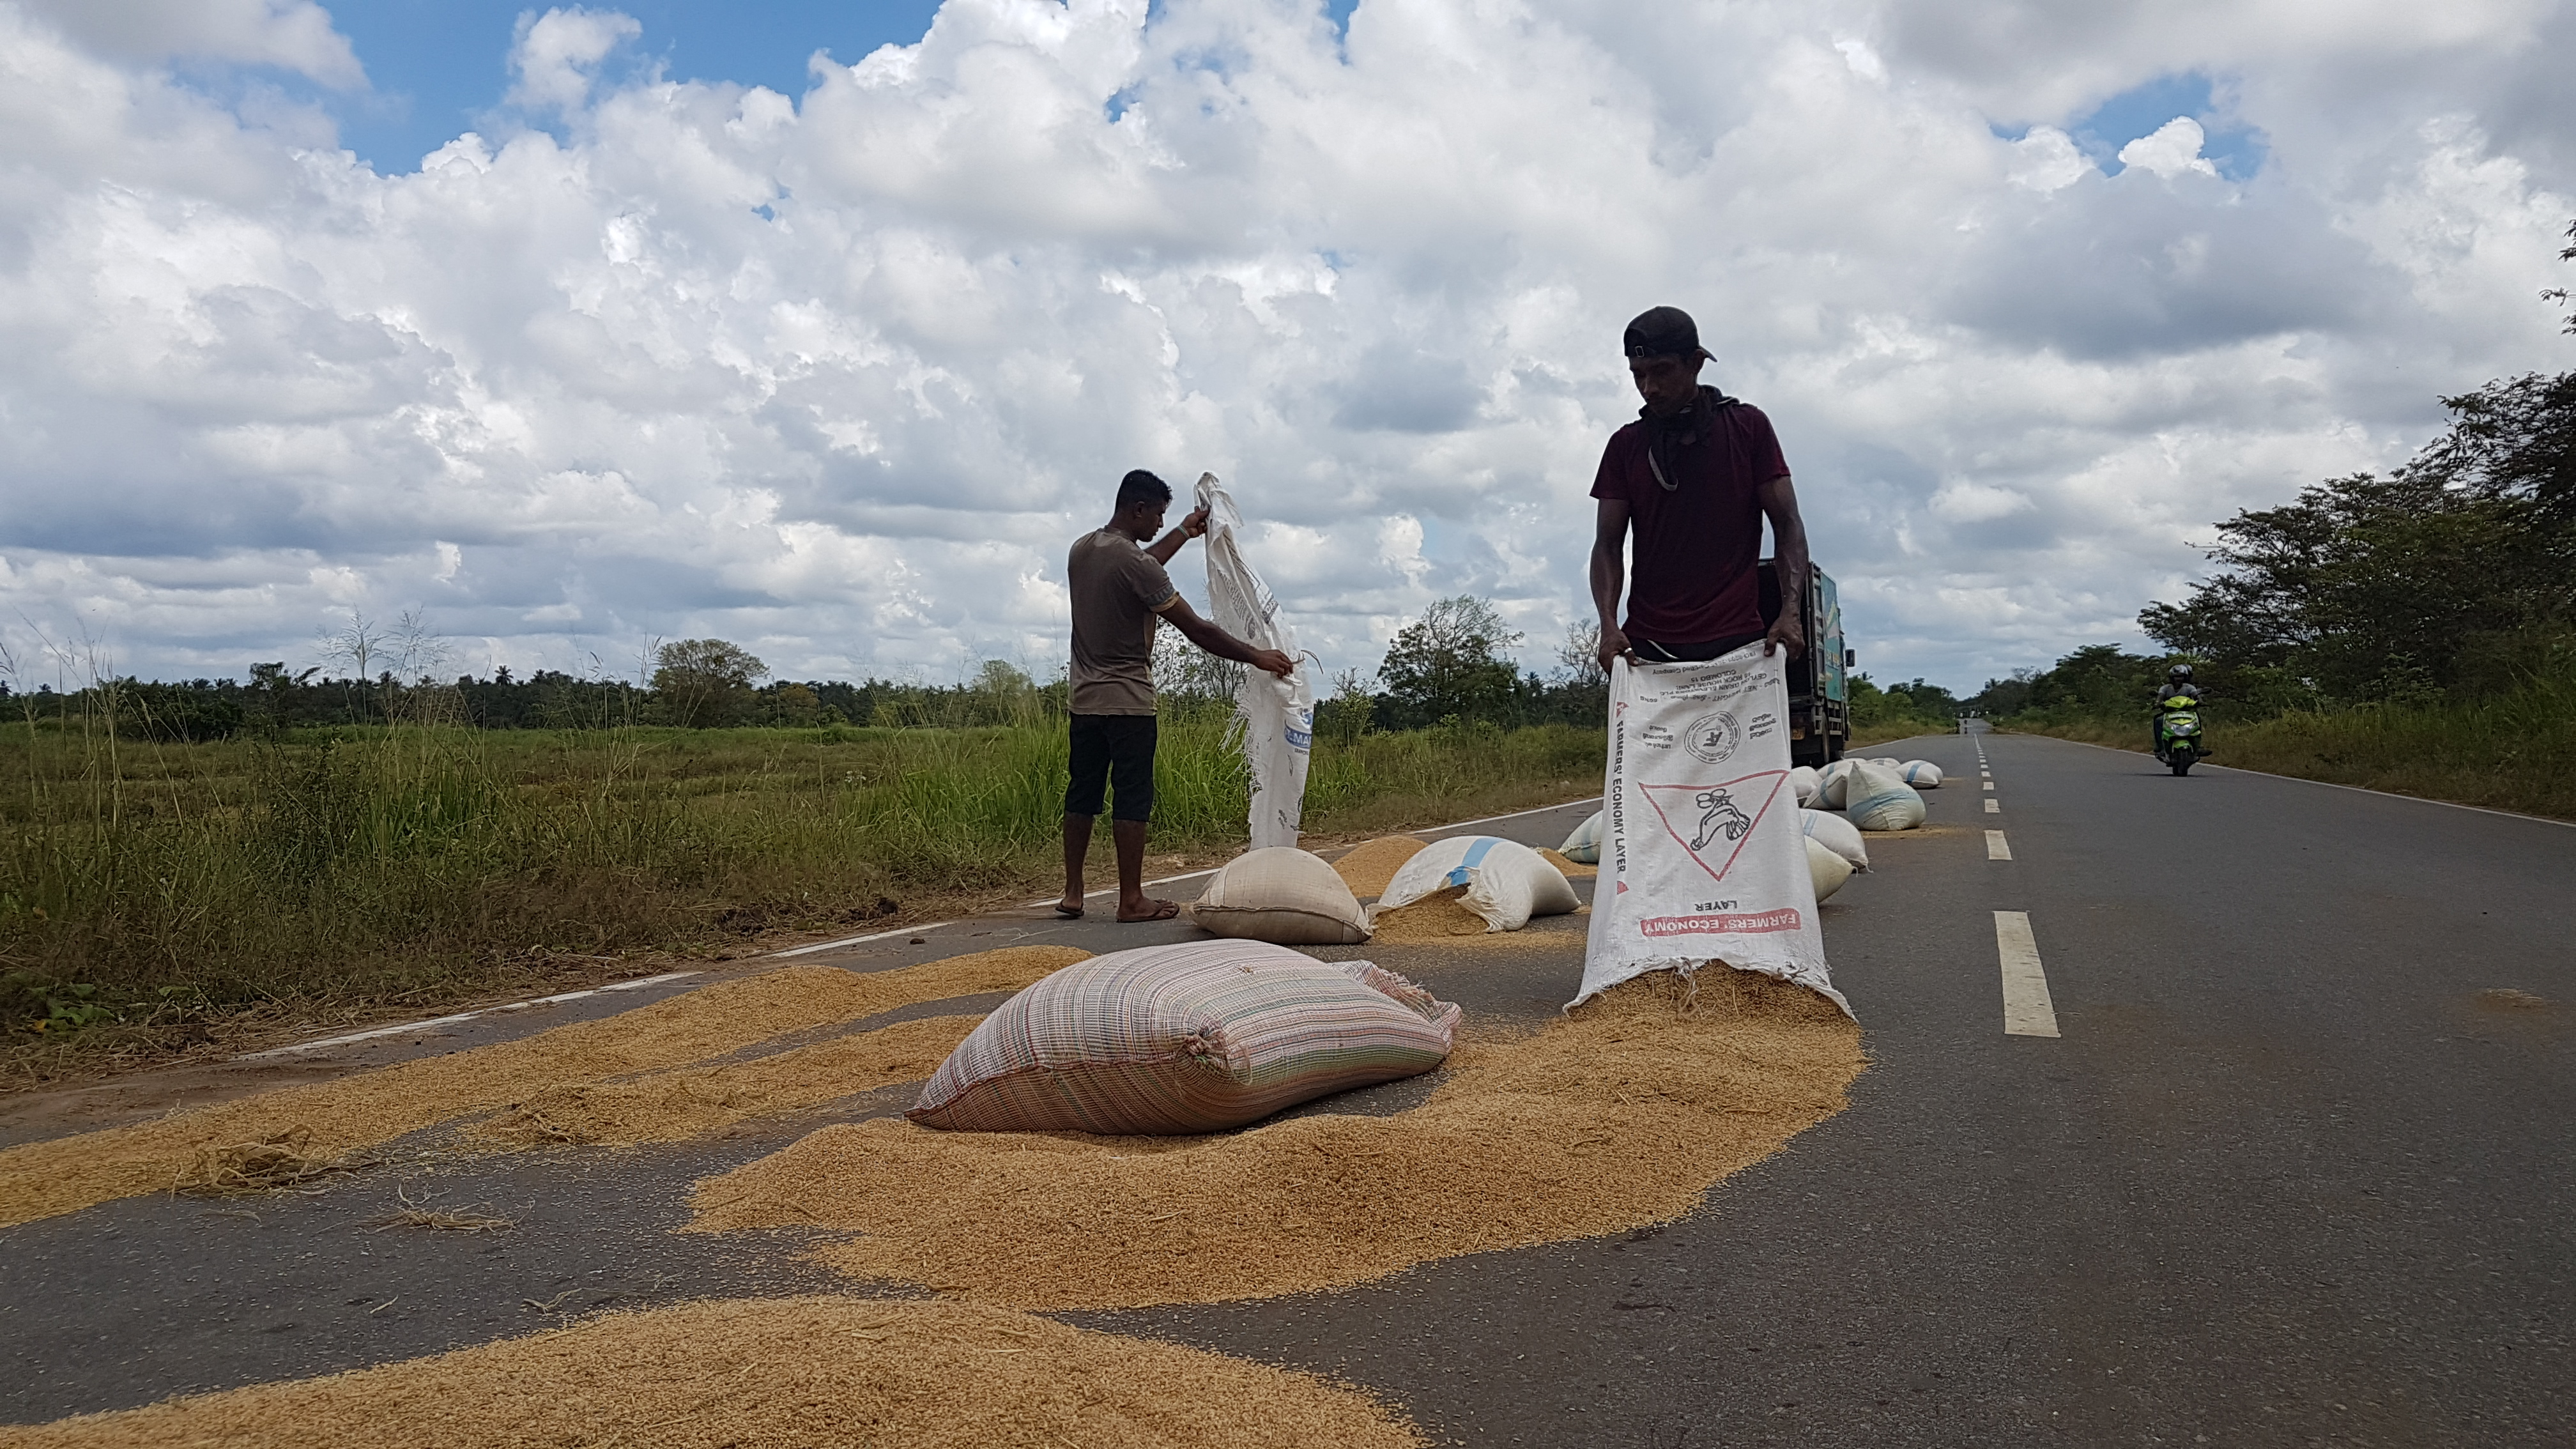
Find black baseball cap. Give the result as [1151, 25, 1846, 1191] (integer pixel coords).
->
[1624, 305, 1711, 361]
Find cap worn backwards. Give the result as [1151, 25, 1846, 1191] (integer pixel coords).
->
[1623, 305, 1711, 361]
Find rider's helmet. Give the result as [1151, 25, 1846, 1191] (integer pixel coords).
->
[2166, 664, 2194, 685]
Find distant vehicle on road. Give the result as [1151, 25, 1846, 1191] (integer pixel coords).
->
[1758, 559, 1850, 769]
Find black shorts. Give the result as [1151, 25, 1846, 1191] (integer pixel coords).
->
[1066, 714, 1157, 822]
[1633, 631, 1766, 663]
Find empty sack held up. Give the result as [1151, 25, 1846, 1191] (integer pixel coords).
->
[908, 940, 1460, 1135]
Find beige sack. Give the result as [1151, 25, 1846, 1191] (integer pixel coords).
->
[1190, 847, 1372, 944]
[1807, 836, 1855, 901]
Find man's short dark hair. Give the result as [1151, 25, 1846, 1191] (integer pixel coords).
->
[1116, 470, 1173, 510]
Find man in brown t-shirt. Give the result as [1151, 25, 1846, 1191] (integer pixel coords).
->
[1590, 305, 1810, 670]
[1060, 470, 1293, 922]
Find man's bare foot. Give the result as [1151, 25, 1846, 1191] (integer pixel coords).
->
[1116, 898, 1181, 923]
[1054, 894, 1085, 919]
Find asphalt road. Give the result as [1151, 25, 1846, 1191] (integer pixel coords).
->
[3, 735, 2570, 1445]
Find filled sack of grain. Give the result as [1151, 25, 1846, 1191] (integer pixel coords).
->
[1376, 834, 1581, 933]
[1807, 836, 1855, 902]
[1790, 765, 1821, 806]
[1188, 847, 1370, 945]
[1800, 808, 1869, 872]
[1818, 758, 1858, 809]
[908, 940, 1459, 1134]
[1870, 757, 1902, 767]
[1557, 809, 1604, 865]
[1899, 760, 1943, 789]
[1846, 760, 1928, 831]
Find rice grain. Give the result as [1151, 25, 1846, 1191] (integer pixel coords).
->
[690, 970, 1863, 1310]
[0, 947, 1089, 1228]
[1330, 836, 1429, 899]
[0, 1297, 1423, 1449]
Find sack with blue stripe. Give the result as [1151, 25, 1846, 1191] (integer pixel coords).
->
[1373, 834, 1580, 933]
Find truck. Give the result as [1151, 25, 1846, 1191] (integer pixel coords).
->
[1757, 559, 1851, 769]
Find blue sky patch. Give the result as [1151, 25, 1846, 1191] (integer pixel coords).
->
[2067, 72, 2267, 181]
[243, 1, 944, 175]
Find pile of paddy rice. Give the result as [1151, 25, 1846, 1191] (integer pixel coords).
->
[1536, 847, 1597, 878]
[1366, 886, 1495, 942]
[1330, 836, 1429, 899]
[0, 1297, 1422, 1449]
[690, 969, 1863, 1310]
[471, 1015, 983, 1149]
[0, 946, 1089, 1228]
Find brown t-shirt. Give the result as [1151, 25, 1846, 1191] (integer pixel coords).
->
[1067, 528, 1179, 715]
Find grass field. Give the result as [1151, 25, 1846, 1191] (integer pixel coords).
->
[0, 712, 1603, 1083]
[2000, 670, 2576, 823]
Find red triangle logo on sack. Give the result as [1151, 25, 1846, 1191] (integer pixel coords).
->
[1635, 772, 1791, 885]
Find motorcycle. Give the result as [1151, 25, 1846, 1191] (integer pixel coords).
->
[2154, 694, 2204, 776]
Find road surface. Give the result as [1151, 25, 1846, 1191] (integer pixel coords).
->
[3, 733, 2568, 1445]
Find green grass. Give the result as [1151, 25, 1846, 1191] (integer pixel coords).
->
[0, 712, 1604, 1078]
[1998, 670, 2576, 822]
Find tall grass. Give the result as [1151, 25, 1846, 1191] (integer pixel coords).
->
[2000, 668, 2576, 822]
[0, 711, 1604, 1050]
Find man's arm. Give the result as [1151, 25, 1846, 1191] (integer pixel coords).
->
[1757, 473, 1809, 659]
[1158, 595, 1295, 677]
[1144, 505, 1209, 565]
[1590, 498, 1636, 673]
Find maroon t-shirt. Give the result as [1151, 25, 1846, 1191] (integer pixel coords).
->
[1589, 395, 1790, 645]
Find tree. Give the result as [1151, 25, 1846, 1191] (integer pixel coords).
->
[1375, 596, 1523, 729]
[653, 639, 768, 727]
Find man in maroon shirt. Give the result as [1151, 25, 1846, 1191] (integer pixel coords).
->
[1590, 306, 1809, 671]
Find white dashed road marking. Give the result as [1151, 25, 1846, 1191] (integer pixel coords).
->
[1984, 798, 2000, 814]
[1986, 830, 2011, 861]
[1995, 911, 2060, 1038]
[1981, 779, 1995, 790]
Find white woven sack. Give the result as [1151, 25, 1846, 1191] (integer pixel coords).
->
[1790, 765, 1820, 806]
[1900, 760, 1943, 788]
[1800, 808, 1869, 871]
[1190, 847, 1370, 945]
[1558, 809, 1604, 865]
[1818, 759, 1857, 809]
[1806, 837, 1854, 902]
[1577, 649, 1847, 1015]
[1870, 757, 1902, 767]
[1195, 474, 1313, 850]
[1847, 761, 1927, 831]
[1376, 835, 1580, 933]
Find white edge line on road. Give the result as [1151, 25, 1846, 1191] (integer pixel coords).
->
[1995, 910, 2058, 1038]
[242, 798, 1610, 1061]
[2013, 734, 2576, 831]
[236, 970, 705, 1060]
[770, 923, 958, 958]
[1986, 830, 2011, 861]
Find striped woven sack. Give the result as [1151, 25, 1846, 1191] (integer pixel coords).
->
[906, 940, 1460, 1134]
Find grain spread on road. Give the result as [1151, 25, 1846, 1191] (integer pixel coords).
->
[1367, 885, 1493, 940]
[689, 969, 1864, 1310]
[469, 1014, 985, 1149]
[1330, 835, 1430, 898]
[0, 1297, 1422, 1449]
[1536, 847, 1597, 878]
[0, 946, 1089, 1228]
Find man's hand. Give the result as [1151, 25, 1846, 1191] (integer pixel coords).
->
[1180, 505, 1210, 539]
[1597, 623, 1636, 675]
[1763, 609, 1805, 659]
[1249, 648, 1296, 678]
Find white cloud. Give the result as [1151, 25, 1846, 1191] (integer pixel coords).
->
[507, 6, 644, 115]
[2119, 116, 2220, 179]
[0, 0, 2571, 696]
[15, 0, 362, 87]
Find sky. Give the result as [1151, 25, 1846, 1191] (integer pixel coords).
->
[1, 0, 2572, 696]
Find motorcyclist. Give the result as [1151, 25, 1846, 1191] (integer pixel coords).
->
[2150, 664, 2203, 756]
